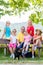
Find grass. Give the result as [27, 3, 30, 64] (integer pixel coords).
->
[0, 48, 43, 64]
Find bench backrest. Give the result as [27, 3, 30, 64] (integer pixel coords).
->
[0, 39, 10, 44]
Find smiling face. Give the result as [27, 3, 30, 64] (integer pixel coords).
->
[36, 30, 42, 35]
[6, 21, 10, 26]
[21, 26, 25, 33]
[12, 29, 17, 36]
[14, 29, 17, 33]
[28, 20, 32, 26]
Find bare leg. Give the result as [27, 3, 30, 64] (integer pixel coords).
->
[26, 43, 30, 51]
[22, 42, 26, 52]
[13, 48, 16, 53]
[9, 48, 13, 54]
[32, 44, 35, 58]
[32, 39, 41, 58]
[9, 47, 14, 58]
[32, 40, 38, 58]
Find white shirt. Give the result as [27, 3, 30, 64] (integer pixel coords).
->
[10, 35, 16, 44]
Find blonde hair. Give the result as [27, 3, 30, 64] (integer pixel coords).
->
[6, 21, 10, 25]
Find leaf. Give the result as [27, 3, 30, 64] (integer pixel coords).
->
[29, 13, 39, 24]
[42, 21, 43, 25]
[34, 18, 39, 24]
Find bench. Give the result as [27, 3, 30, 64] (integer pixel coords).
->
[0, 39, 43, 57]
[0, 39, 10, 55]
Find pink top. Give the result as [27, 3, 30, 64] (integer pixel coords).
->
[24, 35, 32, 43]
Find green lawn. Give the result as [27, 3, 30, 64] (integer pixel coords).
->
[0, 48, 43, 64]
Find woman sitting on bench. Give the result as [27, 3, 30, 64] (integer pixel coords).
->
[32, 29, 42, 58]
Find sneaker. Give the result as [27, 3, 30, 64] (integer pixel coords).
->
[10, 54, 13, 58]
[32, 55, 34, 59]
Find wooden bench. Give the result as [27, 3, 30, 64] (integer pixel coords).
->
[0, 39, 10, 55]
[0, 39, 43, 57]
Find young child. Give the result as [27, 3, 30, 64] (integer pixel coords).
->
[8, 29, 17, 59]
[2, 21, 11, 39]
[32, 29, 42, 58]
[22, 31, 32, 56]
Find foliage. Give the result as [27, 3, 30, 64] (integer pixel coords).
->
[29, 12, 43, 25]
[0, 29, 1, 32]
[0, 0, 43, 24]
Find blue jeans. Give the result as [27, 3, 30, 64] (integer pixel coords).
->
[18, 42, 24, 49]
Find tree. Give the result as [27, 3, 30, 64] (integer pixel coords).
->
[0, 0, 14, 17]
[0, 0, 43, 25]
[29, 12, 43, 25]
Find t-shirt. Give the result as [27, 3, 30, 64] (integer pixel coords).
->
[5, 26, 11, 37]
[24, 35, 32, 43]
[17, 32, 24, 43]
[10, 35, 17, 44]
[27, 26, 34, 37]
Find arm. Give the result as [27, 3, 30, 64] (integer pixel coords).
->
[7, 36, 12, 46]
[16, 33, 20, 45]
[16, 39, 20, 47]
[30, 31, 32, 34]
[34, 36, 42, 40]
[10, 37, 12, 42]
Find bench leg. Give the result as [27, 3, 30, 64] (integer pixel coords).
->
[4, 48, 6, 56]
[38, 49, 41, 58]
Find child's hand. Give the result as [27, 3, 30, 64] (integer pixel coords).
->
[17, 43, 20, 47]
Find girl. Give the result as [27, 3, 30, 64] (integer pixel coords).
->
[22, 31, 32, 56]
[8, 29, 17, 59]
[32, 29, 42, 58]
[2, 21, 11, 39]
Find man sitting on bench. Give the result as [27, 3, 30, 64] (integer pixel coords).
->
[17, 26, 25, 49]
